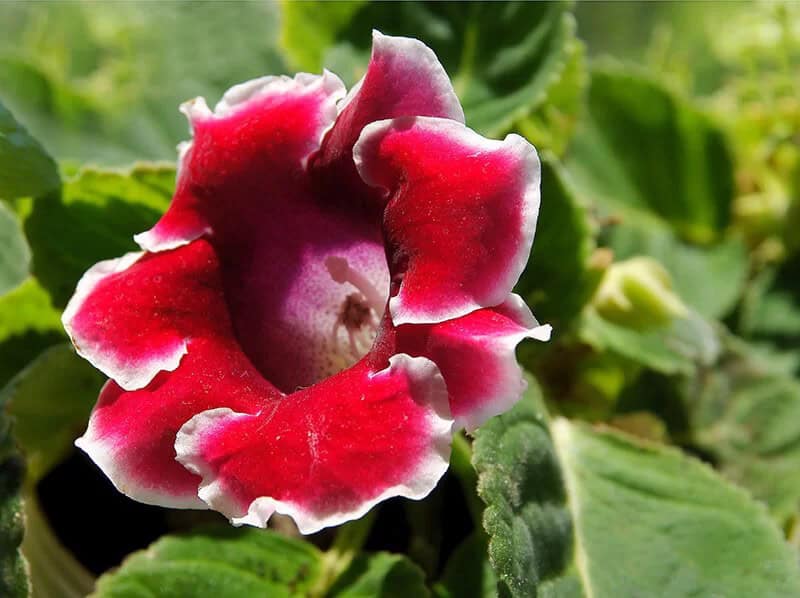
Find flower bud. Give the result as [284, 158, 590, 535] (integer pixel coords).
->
[592, 256, 688, 330]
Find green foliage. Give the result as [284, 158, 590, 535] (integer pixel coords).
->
[0, 278, 64, 387]
[327, 552, 429, 598]
[281, 0, 576, 138]
[566, 66, 734, 243]
[686, 335, 800, 526]
[514, 156, 595, 329]
[578, 310, 719, 376]
[0, 99, 59, 201]
[474, 385, 800, 598]
[434, 533, 496, 598]
[473, 380, 581, 597]
[26, 164, 174, 307]
[0, 2, 798, 597]
[0, 394, 28, 598]
[0, 2, 286, 164]
[93, 526, 428, 598]
[0, 202, 30, 297]
[2, 344, 104, 483]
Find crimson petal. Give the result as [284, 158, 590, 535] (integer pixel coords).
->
[355, 116, 541, 325]
[311, 31, 464, 201]
[396, 294, 551, 431]
[175, 354, 452, 534]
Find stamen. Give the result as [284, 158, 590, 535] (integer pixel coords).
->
[325, 256, 386, 315]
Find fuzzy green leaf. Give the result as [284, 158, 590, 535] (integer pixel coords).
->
[474, 382, 800, 597]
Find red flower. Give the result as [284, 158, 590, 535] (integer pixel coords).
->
[63, 32, 550, 534]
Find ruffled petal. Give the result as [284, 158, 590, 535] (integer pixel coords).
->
[354, 116, 541, 325]
[310, 31, 464, 201]
[396, 294, 551, 432]
[76, 338, 281, 509]
[174, 354, 453, 534]
[62, 240, 231, 391]
[135, 71, 346, 253]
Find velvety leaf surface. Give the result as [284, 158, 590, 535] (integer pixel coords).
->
[0, 99, 59, 200]
[0, 362, 30, 598]
[473, 380, 582, 597]
[514, 156, 595, 329]
[25, 164, 174, 307]
[566, 66, 734, 243]
[2, 343, 104, 483]
[474, 381, 800, 597]
[281, 0, 576, 136]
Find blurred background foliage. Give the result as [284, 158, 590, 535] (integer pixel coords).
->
[1, 1, 799, 597]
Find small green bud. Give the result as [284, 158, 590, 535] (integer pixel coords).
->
[592, 256, 688, 330]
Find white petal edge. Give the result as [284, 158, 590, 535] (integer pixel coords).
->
[134, 70, 347, 253]
[457, 294, 552, 433]
[175, 354, 454, 535]
[337, 30, 466, 124]
[353, 116, 541, 326]
[61, 252, 188, 391]
[74, 381, 207, 510]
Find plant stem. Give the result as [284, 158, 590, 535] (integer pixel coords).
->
[311, 511, 376, 596]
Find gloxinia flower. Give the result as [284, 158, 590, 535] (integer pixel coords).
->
[63, 32, 551, 534]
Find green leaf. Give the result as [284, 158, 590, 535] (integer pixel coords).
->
[434, 533, 496, 598]
[0, 202, 30, 297]
[281, 1, 576, 137]
[25, 164, 174, 307]
[0, 2, 286, 164]
[689, 336, 800, 526]
[515, 155, 595, 329]
[0, 98, 59, 200]
[2, 344, 104, 483]
[566, 66, 734, 244]
[0, 277, 64, 387]
[473, 381, 582, 597]
[0, 421, 28, 598]
[0, 308, 31, 597]
[578, 309, 720, 376]
[93, 526, 322, 598]
[474, 383, 800, 597]
[93, 525, 428, 598]
[739, 256, 800, 360]
[516, 37, 587, 156]
[279, 0, 367, 73]
[328, 552, 429, 598]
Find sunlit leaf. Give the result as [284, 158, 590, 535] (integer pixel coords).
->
[474, 382, 800, 597]
[25, 164, 174, 307]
